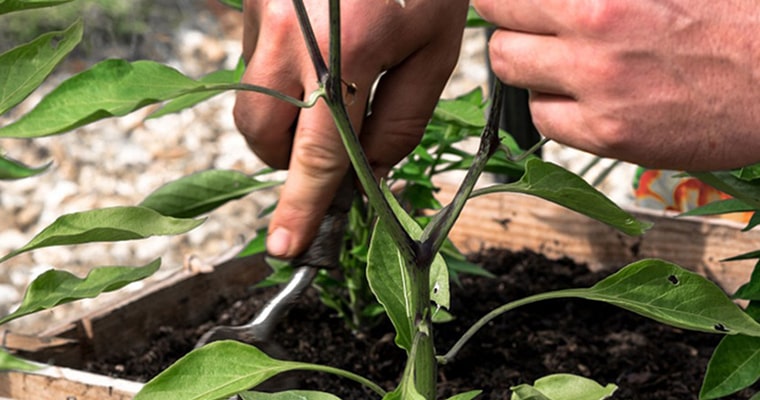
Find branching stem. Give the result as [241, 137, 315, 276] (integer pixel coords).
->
[420, 82, 505, 260]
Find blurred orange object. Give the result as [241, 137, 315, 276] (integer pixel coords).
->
[634, 169, 752, 223]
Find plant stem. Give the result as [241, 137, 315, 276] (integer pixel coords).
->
[438, 288, 583, 364]
[196, 83, 322, 109]
[409, 263, 436, 399]
[322, 0, 416, 260]
[292, 0, 329, 82]
[295, 363, 387, 397]
[420, 81, 505, 260]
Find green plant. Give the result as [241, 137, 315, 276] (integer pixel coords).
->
[2, 1, 760, 399]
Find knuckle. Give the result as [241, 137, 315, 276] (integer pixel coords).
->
[292, 129, 346, 176]
[575, 1, 627, 36]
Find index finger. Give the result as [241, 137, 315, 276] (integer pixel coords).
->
[473, 0, 565, 34]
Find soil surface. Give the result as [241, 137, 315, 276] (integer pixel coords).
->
[86, 249, 758, 399]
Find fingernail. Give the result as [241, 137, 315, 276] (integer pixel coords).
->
[267, 227, 291, 258]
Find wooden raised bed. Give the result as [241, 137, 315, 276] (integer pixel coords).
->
[2, 188, 760, 399]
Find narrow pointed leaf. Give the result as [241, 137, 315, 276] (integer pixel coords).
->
[139, 169, 279, 218]
[136, 341, 382, 400]
[700, 335, 760, 399]
[0, 0, 72, 14]
[0, 350, 39, 372]
[0, 259, 160, 324]
[0, 154, 50, 179]
[680, 198, 755, 217]
[0, 20, 83, 114]
[690, 171, 760, 210]
[217, 0, 243, 11]
[447, 390, 483, 400]
[238, 391, 341, 400]
[0, 206, 204, 262]
[474, 159, 651, 236]
[367, 184, 449, 351]
[568, 259, 760, 336]
[510, 374, 616, 400]
[0, 59, 204, 138]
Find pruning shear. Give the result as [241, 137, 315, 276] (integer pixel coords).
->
[195, 173, 355, 349]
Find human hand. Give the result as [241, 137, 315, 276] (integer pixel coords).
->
[234, 0, 468, 258]
[474, 0, 760, 171]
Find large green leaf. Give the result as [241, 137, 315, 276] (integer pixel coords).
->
[0, 59, 204, 138]
[238, 391, 341, 400]
[571, 259, 760, 336]
[0, 20, 82, 114]
[0, 153, 50, 179]
[700, 335, 760, 399]
[147, 61, 244, 119]
[473, 159, 652, 236]
[0, 0, 72, 14]
[0, 206, 204, 262]
[0, 349, 39, 372]
[367, 184, 449, 351]
[0, 259, 160, 324]
[135, 341, 383, 400]
[510, 374, 616, 400]
[139, 170, 279, 218]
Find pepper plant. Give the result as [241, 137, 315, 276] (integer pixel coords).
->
[2, 1, 760, 399]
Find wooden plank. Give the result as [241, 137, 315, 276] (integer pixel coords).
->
[439, 185, 760, 295]
[0, 363, 140, 400]
[15, 253, 271, 369]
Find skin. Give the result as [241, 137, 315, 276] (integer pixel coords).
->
[475, 0, 760, 171]
[235, 0, 468, 258]
[236, 0, 760, 258]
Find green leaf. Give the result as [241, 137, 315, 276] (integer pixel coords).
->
[446, 390, 483, 400]
[0, 59, 204, 138]
[0, 259, 160, 324]
[570, 259, 760, 336]
[139, 169, 279, 218]
[700, 335, 760, 399]
[433, 97, 486, 128]
[466, 6, 493, 28]
[0, 20, 83, 114]
[734, 164, 760, 182]
[367, 183, 449, 351]
[136, 341, 383, 400]
[733, 260, 760, 301]
[0, 206, 204, 262]
[510, 374, 616, 400]
[0, 349, 39, 372]
[680, 198, 756, 217]
[690, 171, 760, 210]
[147, 61, 244, 119]
[0, 0, 72, 15]
[237, 227, 268, 258]
[474, 159, 652, 236]
[238, 390, 341, 400]
[217, 0, 242, 11]
[0, 153, 50, 179]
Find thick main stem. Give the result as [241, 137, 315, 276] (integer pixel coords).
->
[322, 0, 416, 259]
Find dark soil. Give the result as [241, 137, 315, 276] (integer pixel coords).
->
[85, 249, 758, 399]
